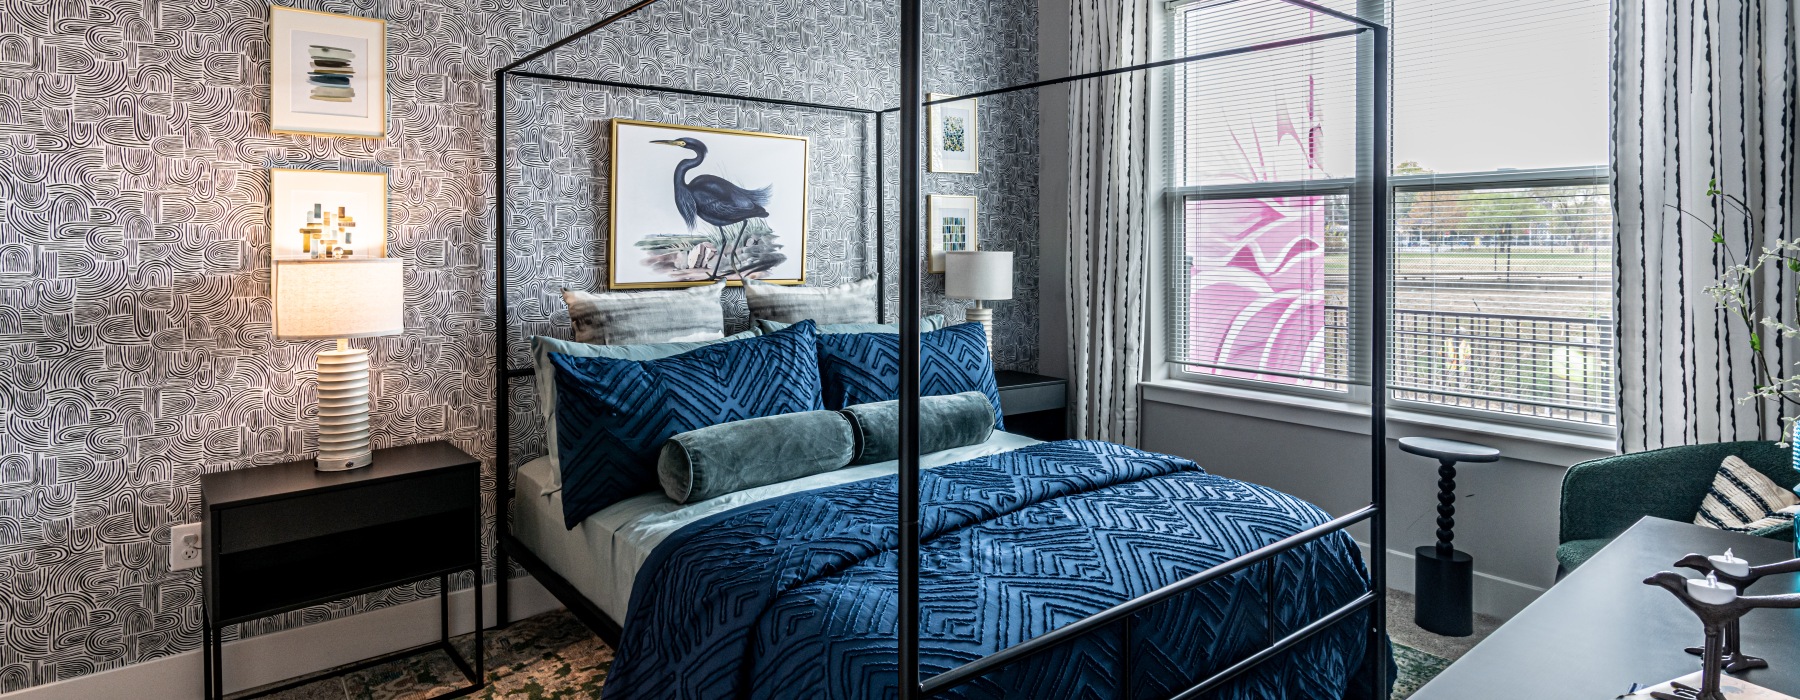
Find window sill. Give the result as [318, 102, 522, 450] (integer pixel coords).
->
[1140, 378, 1618, 467]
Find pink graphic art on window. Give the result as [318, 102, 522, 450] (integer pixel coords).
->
[1185, 75, 1340, 387]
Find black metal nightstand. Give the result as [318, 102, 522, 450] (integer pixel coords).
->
[200, 441, 484, 700]
[995, 371, 1069, 441]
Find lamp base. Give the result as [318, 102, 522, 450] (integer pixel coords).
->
[315, 344, 374, 472]
[965, 305, 995, 350]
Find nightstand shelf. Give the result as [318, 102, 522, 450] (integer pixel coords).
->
[200, 441, 484, 700]
[995, 370, 1069, 441]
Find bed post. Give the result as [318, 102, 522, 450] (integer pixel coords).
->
[876, 111, 888, 325]
[494, 67, 512, 630]
[897, 0, 923, 695]
[1368, 21, 1391, 700]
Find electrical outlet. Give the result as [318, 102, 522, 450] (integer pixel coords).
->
[170, 522, 203, 571]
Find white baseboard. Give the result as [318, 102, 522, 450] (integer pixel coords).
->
[4, 576, 562, 700]
[1360, 542, 1545, 620]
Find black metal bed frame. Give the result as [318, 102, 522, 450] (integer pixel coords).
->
[490, 0, 1392, 696]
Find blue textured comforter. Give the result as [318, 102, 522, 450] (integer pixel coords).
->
[604, 440, 1382, 699]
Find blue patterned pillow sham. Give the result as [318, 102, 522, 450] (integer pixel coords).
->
[550, 321, 826, 528]
[813, 322, 1004, 430]
[531, 329, 761, 495]
[754, 314, 948, 335]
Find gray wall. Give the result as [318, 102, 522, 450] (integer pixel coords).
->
[1141, 397, 1609, 616]
[0, 0, 1037, 690]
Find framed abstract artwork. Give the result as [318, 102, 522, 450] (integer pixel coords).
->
[927, 195, 978, 274]
[609, 119, 810, 289]
[928, 93, 978, 174]
[268, 169, 388, 259]
[269, 7, 386, 138]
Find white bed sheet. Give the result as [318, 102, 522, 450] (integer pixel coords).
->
[513, 430, 1043, 622]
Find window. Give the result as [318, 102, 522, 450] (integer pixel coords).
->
[1165, 0, 1615, 428]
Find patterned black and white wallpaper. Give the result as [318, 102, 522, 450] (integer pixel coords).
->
[0, 0, 1035, 691]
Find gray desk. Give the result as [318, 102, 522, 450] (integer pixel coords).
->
[1410, 517, 1800, 699]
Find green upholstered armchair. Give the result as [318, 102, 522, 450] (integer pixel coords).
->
[1558, 440, 1798, 575]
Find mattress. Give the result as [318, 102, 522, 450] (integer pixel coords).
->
[512, 429, 1043, 622]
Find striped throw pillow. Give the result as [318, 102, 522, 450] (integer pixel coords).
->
[562, 282, 727, 345]
[744, 276, 879, 325]
[1693, 455, 1800, 532]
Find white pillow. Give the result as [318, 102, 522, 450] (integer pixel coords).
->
[744, 276, 879, 325]
[562, 281, 727, 345]
[1693, 455, 1800, 532]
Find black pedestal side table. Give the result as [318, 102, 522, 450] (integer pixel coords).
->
[1399, 436, 1501, 637]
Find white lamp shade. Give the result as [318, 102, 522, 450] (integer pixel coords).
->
[945, 251, 1013, 301]
[274, 258, 405, 339]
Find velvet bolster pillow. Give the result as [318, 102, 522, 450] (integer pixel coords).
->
[839, 391, 998, 465]
[658, 410, 857, 504]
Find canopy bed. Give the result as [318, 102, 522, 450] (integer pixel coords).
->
[490, 0, 1393, 697]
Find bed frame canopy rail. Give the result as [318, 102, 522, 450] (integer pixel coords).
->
[490, 0, 1393, 696]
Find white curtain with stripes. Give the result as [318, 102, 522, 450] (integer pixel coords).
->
[1065, 0, 1154, 444]
[1613, 0, 1798, 452]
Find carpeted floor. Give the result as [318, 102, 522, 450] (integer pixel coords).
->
[255, 591, 1488, 699]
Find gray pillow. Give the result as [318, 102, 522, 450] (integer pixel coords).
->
[756, 314, 949, 335]
[563, 281, 727, 345]
[532, 329, 760, 493]
[744, 276, 878, 325]
[657, 410, 857, 504]
[838, 391, 998, 465]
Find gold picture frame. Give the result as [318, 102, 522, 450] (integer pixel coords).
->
[927, 194, 978, 274]
[928, 93, 979, 174]
[269, 6, 387, 139]
[607, 119, 810, 289]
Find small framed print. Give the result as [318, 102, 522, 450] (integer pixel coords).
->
[927, 195, 978, 274]
[928, 93, 978, 174]
[269, 169, 388, 259]
[270, 7, 386, 138]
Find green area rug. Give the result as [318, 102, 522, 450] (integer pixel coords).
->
[266, 609, 1453, 699]
[1392, 643, 1454, 699]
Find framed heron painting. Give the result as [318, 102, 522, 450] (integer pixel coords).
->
[269, 7, 386, 138]
[609, 119, 810, 288]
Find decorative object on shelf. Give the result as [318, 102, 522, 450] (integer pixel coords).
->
[273, 257, 404, 470]
[269, 6, 386, 138]
[609, 119, 808, 289]
[927, 194, 978, 274]
[928, 92, 978, 173]
[945, 250, 1011, 351]
[1674, 550, 1800, 673]
[297, 204, 362, 258]
[270, 169, 387, 259]
[1398, 436, 1501, 637]
[1641, 569, 1800, 700]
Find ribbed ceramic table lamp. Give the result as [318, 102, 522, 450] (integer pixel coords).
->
[945, 250, 1013, 351]
[274, 258, 404, 471]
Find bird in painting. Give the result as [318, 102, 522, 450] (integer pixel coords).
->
[651, 137, 772, 279]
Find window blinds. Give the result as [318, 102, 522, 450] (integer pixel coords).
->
[1166, 0, 1365, 389]
[1392, 0, 1610, 173]
[1170, 195, 1353, 388]
[1389, 183, 1615, 423]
